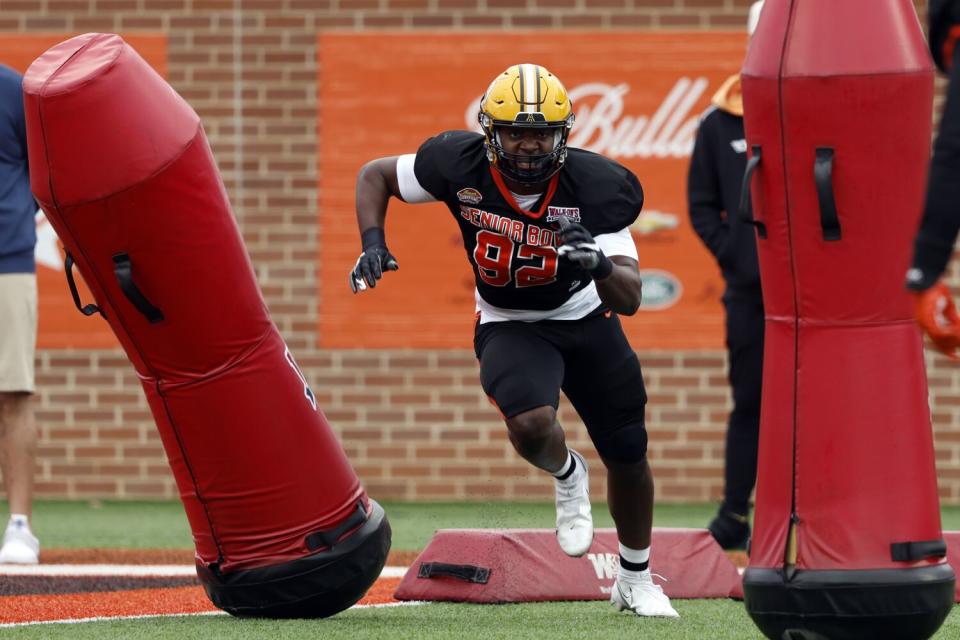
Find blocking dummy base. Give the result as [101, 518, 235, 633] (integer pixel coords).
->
[197, 500, 391, 618]
[744, 564, 955, 640]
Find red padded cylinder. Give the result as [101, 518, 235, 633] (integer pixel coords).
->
[740, 2, 954, 639]
[23, 33, 389, 618]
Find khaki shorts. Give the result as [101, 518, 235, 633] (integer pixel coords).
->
[0, 273, 37, 393]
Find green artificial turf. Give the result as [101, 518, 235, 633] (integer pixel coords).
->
[3, 600, 958, 640]
[6, 500, 960, 640]
[23, 500, 960, 551]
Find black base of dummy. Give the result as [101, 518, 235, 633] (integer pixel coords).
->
[197, 499, 392, 618]
[744, 564, 955, 640]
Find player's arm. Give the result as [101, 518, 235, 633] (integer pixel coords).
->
[356, 156, 404, 233]
[596, 255, 642, 316]
[350, 154, 436, 293]
[349, 157, 403, 293]
[557, 220, 642, 316]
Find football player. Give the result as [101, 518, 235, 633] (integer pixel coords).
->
[349, 64, 677, 618]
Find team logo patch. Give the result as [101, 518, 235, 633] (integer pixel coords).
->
[546, 206, 581, 223]
[457, 188, 483, 205]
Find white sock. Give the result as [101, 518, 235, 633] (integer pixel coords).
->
[9, 514, 29, 526]
[619, 543, 650, 564]
[618, 543, 651, 583]
[553, 450, 576, 481]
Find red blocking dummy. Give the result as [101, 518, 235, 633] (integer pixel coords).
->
[22, 33, 390, 618]
[740, 2, 954, 639]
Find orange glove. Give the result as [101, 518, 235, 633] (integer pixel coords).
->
[915, 281, 960, 360]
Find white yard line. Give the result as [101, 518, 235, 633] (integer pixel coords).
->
[0, 565, 408, 578]
[0, 602, 427, 628]
[0, 565, 198, 577]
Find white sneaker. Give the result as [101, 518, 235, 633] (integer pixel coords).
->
[554, 450, 593, 557]
[611, 574, 680, 618]
[0, 519, 40, 565]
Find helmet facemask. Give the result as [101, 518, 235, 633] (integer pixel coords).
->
[480, 115, 573, 184]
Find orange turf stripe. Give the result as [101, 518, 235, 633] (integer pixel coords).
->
[357, 577, 401, 605]
[0, 577, 402, 624]
[0, 586, 215, 624]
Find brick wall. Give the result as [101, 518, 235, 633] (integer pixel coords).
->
[5, 0, 958, 504]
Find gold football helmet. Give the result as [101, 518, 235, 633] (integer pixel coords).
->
[478, 64, 575, 184]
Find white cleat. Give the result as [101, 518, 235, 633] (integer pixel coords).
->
[611, 574, 680, 618]
[554, 450, 593, 557]
[0, 520, 39, 565]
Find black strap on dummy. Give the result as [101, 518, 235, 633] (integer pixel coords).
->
[891, 539, 948, 562]
[738, 145, 767, 238]
[814, 147, 842, 241]
[112, 253, 164, 323]
[417, 562, 491, 584]
[305, 501, 368, 550]
[64, 252, 102, 317]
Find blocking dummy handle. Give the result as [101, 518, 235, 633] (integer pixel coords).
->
[64, 252, 103, 318]
[738, 145, 767, 238]
[890, 539, 948, 562]
[417, 562, 491, 584]
[113, 253, 164, 323]
[305, 501, 367, 550]
[814, 147, 842, 241]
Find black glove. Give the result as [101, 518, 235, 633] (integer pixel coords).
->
[557, 217, 614, 280]
[349, 227, 399, 293]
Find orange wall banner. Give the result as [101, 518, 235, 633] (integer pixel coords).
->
[319, 32, 747, 350]
[2, 34, 167, 349]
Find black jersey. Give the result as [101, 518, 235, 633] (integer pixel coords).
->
[413, 131, 643, 312]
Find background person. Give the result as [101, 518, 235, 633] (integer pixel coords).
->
[0, 63, 39, 565]
[686, 1, 765, 550]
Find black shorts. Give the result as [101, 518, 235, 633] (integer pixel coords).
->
[473, 312, 648, 463]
